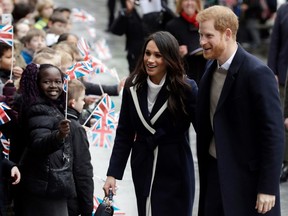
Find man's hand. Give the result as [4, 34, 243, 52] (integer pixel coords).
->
[11, 166, 21, 185]
[255, 193, 275, 214]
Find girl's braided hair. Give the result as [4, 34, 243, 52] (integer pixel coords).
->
[19, 63, 65, 106]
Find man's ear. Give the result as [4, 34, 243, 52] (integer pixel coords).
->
[225, 28, 232, 40]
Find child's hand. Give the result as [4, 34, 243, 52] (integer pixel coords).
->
[4, 79, 14, 85]
[57, 119, 71, 139]
[12, 66, 23, 79]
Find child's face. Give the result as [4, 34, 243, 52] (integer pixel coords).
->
[41, 5, 54, 19]
[50, 22, 68, 35]
[66, 35, 78, 46]
[0, 48, 14, 70]
[73, 89, 86, 113]
[15, 23, 30, 40]
[1, 0, 14, 14]
[26, 36, 47, 52]
[39, 67, 63, 100]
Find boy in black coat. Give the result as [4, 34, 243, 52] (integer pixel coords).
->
[66, 79, 94, 216]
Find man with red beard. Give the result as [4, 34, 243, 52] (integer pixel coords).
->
[195, 5, 284, 216]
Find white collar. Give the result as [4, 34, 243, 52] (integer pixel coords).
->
[218, 46, 238, 70]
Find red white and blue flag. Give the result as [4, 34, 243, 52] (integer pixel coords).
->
[0, 102, 11, 125]
[91, 94, 117, 128]
[87, 94, 117, 148]
[71, 8, 96, 23]
[0, 24, 13, 46]
[1, 132, 10, 159]
[95, 38, 112, 61]
[77, 37, 90, 61]
[65, 61, 93, 80]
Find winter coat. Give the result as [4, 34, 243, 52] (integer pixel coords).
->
[196, 45, 284, 216]
[107, 78, 198, 216]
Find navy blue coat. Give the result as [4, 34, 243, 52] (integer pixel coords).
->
[107, 79, 197, 216]
[196, 45, 284, 216]
[268, 3, 288, 86]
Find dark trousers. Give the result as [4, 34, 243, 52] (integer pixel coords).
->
[204, 155, 224, 216]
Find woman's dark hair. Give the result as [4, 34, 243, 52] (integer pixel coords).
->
[0, 42, 12, 58]
[19, 63, 65, 106]
[127, 31, 191, 117]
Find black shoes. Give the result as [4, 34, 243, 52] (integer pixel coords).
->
[280, 163, 288, 183]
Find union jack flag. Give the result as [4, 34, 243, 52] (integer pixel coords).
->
[92, 94, 116, 128]
[71, 8, 96, 23]
[65, 61, 93, 80]
[1, 132, 10, 159]
[87, 94, 117, 148]
[0, 24, 13, 46]
[0, 102, 11, 125]
[93, 196, 125, 216]
[95, 63, 109, 74]
[77, 37, 90, 61]
[95, 38, 112, 60]
[89, 55, 103, 70]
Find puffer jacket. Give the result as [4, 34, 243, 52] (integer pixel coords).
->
[19, 97, 75, 198]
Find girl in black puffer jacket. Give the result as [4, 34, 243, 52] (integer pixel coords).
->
[15, 63, 73, 216]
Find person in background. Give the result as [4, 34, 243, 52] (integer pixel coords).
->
[66, 79, 94, 216]
[104, 31, 198, 216]
[12, 2, 35, 24]
[196, 5, 284, 216]
[165, 0, 207, 84]
[14, 21, 30, 42]
[53, 7, 72, 31]
[1, 0, 14, 14]
[20, 28, 47, 64]
[57, 33, 79, 46]
[106, 0, 125, 31]
[110, 0, 145, 74]
[267, 2, 288, 183]
[45, 11, 69, 46]
[0, 42, 24, 94]
[34, 0, 55, 30]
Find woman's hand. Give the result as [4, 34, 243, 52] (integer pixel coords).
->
[103, 176, 117, 196]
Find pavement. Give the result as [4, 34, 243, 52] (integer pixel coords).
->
[54, 0, 288, 215]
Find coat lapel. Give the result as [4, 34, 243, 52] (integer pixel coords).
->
[137, 83, 150, 123]
[215, 46, 243, 114]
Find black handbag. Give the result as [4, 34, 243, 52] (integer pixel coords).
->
[95, 190, 114, 216]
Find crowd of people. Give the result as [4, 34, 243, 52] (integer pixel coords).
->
[0, 0, 287, 216]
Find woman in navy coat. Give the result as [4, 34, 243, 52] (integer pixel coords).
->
[104, 31, 198, 216]
[196, 6, 284, 216]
